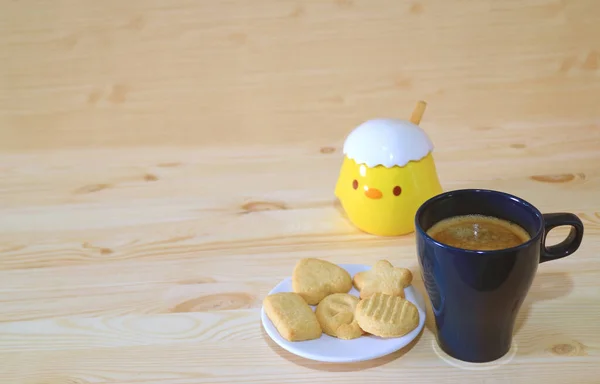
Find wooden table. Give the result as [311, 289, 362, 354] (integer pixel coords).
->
[1, 1, 599, 383]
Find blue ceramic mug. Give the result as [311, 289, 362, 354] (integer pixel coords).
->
[415, 189, 584, 363]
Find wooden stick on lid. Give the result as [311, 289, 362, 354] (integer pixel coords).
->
[409, 100, 427, 125]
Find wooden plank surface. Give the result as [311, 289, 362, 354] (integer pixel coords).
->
[1, 0, 599, 383]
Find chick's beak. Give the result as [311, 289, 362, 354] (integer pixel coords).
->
[364, 187, 382, 200]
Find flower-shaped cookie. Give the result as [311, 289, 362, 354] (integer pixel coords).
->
[353, 260, 413, 299]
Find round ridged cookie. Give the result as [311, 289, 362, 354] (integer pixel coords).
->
[315, 293, 364, 340]
[355, 292, 419, 338]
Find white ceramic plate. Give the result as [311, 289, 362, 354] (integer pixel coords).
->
[261, 263, 427, 363]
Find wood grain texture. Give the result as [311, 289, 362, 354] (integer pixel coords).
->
[1, 0, 600, 383]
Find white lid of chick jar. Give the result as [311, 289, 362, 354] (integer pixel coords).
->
[342, 118, 434, 168]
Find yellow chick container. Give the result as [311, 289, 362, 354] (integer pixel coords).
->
[335, 105, 443, 236]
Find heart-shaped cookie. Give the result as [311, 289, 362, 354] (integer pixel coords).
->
[291, 258, 352, 305]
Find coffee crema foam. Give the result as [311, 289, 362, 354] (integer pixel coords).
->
[426, 214, 531, 251]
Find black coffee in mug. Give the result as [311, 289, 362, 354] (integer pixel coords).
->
[426, 214, 531, 251]
[415, 189, 584, 363]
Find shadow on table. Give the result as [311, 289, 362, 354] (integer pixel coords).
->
[415, 270, 574, 336]
[261, 325, 424, 372]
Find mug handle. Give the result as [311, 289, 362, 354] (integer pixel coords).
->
[540, 213, 584, 264]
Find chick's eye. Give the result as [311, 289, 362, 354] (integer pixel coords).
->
[352, 180, 358, 190]
[393, 186, 402, 196]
